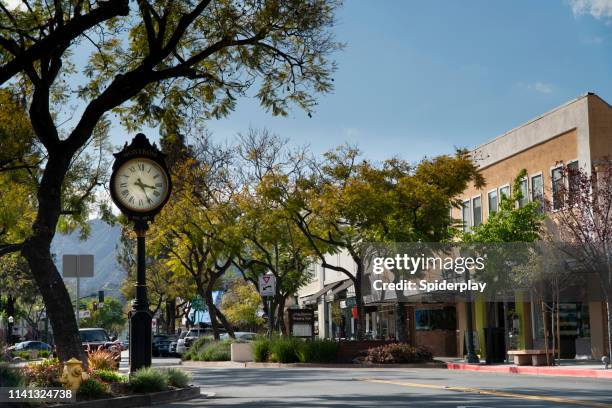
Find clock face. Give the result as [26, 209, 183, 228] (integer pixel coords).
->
[112, 158, 169, 212]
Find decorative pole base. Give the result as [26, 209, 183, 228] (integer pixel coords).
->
[129, 309, 152, 372]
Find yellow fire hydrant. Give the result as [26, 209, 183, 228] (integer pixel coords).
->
[60, 358, 89, 391]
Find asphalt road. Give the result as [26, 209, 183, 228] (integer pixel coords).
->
[160, 366, 612, 408]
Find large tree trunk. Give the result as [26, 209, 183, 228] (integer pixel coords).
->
[166, 299, 176, 334]
[395, 302, 407, 342]
[21, 155, 87, 366]
[276, 295, 287, 335]
[203, 290, 220, 340]
[211, 304, 235, 338]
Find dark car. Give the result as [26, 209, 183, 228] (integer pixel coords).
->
[152, 334, 176, 357]
[79, 328, 116, 351]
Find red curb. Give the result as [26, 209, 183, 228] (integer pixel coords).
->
[446, 362, 612, 379]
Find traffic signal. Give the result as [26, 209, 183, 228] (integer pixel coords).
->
[98, 290, 104, 303]
[93, 301, 98, 311]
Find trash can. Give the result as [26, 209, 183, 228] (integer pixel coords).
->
[485, 327, 506, 364]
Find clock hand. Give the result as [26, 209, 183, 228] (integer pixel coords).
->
[134, 179, 153, 203]
[136, 178, 156, 190]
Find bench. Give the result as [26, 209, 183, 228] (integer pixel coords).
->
[507, 349, 554, 366]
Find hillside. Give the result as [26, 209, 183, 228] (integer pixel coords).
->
[51, 219, 124, 301]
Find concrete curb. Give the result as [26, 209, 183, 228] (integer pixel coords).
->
[446, 362, 612, 379]
[49, 386, 203, 407]
[183, 360, 446, 369]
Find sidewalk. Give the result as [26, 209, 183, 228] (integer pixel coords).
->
[118, 350, 182, 373]
[442, 357, 612, 379]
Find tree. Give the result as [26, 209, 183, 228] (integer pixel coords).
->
[550, 159, 612, 362]
[151, 147, 239, 339]
[262, 146, 483, 339]
[0, 0, 340, 361]
[0, 253, 45, 341]
[221, 279, 264, 331]
[233, 129, 314, 334]
[80, 297, 126, 338]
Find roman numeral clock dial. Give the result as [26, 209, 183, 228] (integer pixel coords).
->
[112, 158, 169, 212]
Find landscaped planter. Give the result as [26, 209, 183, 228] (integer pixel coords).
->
[231, 342, 253, 362]
[49, 386, 202, 408]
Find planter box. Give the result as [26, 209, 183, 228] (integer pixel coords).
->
[49, 386, 202, 408]
[231, 342, 253, 362]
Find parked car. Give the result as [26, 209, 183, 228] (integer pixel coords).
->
[79, 328, 117, 351]
[168, 331, 186, 356]
[152, 334, 176, 357]
[176, 328, 210, 354]
[220, 332, 257, 342]
[8, 341, 53, 354]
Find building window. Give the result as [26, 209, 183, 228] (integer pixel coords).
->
[462, 200, 471, 232]
[531, 174, 543, 212]
[567, 161, 579, 201]
[518, 178, 529, 208]
[552, 166, 564, 210]
[472, 196, 482, 227]
[499, 185, 510, 202]
[488, 190, 498, 216]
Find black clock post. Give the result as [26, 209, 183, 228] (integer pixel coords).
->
[110, 134, 172, 373]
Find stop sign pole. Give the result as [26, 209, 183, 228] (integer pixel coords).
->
[258, 274, 276, 339]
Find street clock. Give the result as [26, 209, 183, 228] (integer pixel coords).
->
[110, 133, 172, 224]
[109, 133, 172, 372]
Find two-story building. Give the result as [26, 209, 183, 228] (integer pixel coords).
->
[297, 92, 612, 359]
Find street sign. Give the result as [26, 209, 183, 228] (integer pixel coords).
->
[191, 296, 205, 311]
[258, 274, 276, 297]
[62, 255, 94, 277]
[78, 310, 90, 319]
[288, 309, 314, 338]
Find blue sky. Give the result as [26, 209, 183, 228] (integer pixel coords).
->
[105, 1, 612, 162]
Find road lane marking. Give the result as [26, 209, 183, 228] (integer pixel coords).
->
[357, 378, 612, 408]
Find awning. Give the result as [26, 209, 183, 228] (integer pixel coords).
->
[331, 279, 353, 295]
[300, 281, 342, 303]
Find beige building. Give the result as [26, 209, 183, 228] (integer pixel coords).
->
[451, 92, 612, 360]
[298, 92, 612, 359]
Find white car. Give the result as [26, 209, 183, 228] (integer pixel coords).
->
[176, 328, 210, 354]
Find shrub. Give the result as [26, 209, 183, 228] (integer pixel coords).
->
[163, 368, 191, 388]
[296, 339, 338, 363]
[88, 349, 118, 371]
[251, 336, 270, 362]
[129, 367, 168, 393]
[24, 358, 62, 387]
[0, 363, 25, 387]
[15, 350, 32, 360]
[198, 340, 231, 361]
[365, 343, 433, 364]
[190, 336, 212, 351]
[92, 369, 126, 383]
[38, 350, 50, 358]
[269, 336, 299, 363]
[77, 378, 110, 400]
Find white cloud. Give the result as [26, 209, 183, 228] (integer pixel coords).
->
[570, 0, 612, 19]
[528, 82, 554, 94]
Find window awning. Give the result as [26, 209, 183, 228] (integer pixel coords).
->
[300, 281, 342, 304]
[331, 279, 353, 295]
